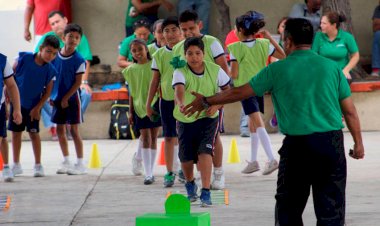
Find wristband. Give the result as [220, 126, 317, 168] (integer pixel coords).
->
[82, 80, 88, 84]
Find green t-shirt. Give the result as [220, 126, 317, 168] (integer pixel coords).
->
[35, 31, 93, 61]
[227, 39, 269, 87]
[172, 35, 224, 63]
[122, 61, 157, 118]
[173, 61, 221, 123]
[125, 0, 155, 27]
[119, 34, 154, 61]
[152, 46, 175, 101]
[312, 29, 359, 69]
[249, 50, 351, 135]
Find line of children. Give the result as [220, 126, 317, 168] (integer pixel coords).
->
[172, 37, 230, 206]
[227, 11, 284, 175]
[146, 17, 183, 188]
[9, 35, 59, 178]
[123, 39, 161, 185]
[1, 53, 22, 182]
[173, 10, 229, 190]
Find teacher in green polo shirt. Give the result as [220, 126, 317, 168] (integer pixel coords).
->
[184, 18, 364, 225]
[312, 11, 360, 82]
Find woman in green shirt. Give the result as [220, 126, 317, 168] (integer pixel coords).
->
[312, 11, 360, 81]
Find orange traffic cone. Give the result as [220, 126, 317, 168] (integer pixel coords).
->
[157, 140, 166, 165]
[0, 152, 4, 171]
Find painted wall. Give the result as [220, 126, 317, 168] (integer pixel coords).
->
[0, 0, 378, 65]
[71, 0, 379, 65]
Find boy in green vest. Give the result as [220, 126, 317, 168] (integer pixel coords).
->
[173, 10, 229, 190]
[146, 16, 183, 188]
[172, 37, 230, 206]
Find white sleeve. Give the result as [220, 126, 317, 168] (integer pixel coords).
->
[76, 62, 86, 74]
[210, 40, 225, 58]
[3, 61, 13, 78]
[229, 52, 236, 61]
[151, 58, 158, 70]
[172, 70, 186, 87]
[268, 44, 275, 57]
[217, 68, 231, 87]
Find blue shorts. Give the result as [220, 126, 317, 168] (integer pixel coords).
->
[241, 96, 264, 115]
[51, 97, 83, 125]
[8, 106, 40, 133]
[0, 103, 7, 137]
[135, 101, 161, 130]
[177, 117, 219, 163]
[159, 99, 177, 137]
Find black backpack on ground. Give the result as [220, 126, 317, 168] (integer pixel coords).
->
[108, 100, 140, 139]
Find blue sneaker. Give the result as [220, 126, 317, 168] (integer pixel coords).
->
[178, 170, 186, 183]
[200, 189, 212, 207]
[185, 181, 198, 202]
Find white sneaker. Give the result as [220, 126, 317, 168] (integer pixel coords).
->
[33, 165, 45, 177]
[241, 161, 260, 174]
[132, 152, 143, 176]
[211, 168, 225, 190]
[262, 160, 279, 175]
[12, 163, 23, 176]
[3, 167, 14, 182]
[56, 161, 71, 174]
[67, 163, 87, 175]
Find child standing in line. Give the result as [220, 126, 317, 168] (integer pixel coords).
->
[51, 24, 87, 175]
[0, 54, 22, 182]
[227, 11, 285, 175]
[146, 16, 183, 188]
[9, 35, 59, 177]
[172, 37, 230, 206]
[123, 39, 162, 185]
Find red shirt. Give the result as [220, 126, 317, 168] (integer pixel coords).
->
[27, 0, 72, 35]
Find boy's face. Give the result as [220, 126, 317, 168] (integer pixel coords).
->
[39, 46, 59, 63]
[49, 14, 68, 36]
[63, 31, 81, 50]
[185, 45, 204, 68]
[179, 21, 202, 39]
[162, 24, 181, 46]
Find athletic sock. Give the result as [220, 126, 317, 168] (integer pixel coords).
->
[250, 132, 259, 162]
[142, 148, 152, 177]
[257, 127, 275, 161]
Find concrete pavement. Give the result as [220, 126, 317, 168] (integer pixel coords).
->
[0, 132, 379, 226]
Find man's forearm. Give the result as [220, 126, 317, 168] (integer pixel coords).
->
[206, 83, 255, 106]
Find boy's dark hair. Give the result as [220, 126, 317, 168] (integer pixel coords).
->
[184, 37, 204, 53]
[129, 39, 152, 63]
[284, 18, 314, 45]
[133, 18, 151, 31]
[161, 16, 180, 31]
[40, 35, 60, 49]
[179, 10, 199, 23]
[48, 10, 65, 19]
[236, 11, 265, 36]
[64, 23, 83, 37]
